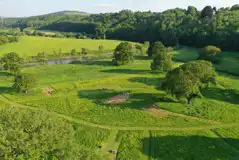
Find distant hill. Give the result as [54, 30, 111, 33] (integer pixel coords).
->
[46, 11, 90, 16]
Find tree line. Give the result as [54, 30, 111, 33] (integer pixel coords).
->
[3, 4, 239, 51]
[0, 35, 19, 45]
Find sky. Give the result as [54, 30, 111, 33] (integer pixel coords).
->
[0, 0, 238, 17]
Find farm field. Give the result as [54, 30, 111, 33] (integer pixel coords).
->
[0, 45, 239, 159]
[0, 36, 123, 57]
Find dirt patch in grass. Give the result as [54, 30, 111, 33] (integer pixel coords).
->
[42, 87, 54, 96]
[106, 93, 130, 104]
[146, 104, 221, 124]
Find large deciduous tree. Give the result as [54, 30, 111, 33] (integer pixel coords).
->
[162, 60, 216, 104]
[1, 52, 22, 75]
[113, 42, 134, 65]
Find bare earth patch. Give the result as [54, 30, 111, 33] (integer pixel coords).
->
[146, 104, 221, 124]
[106, 93, 130, 104]
[42, 87, 54, 96]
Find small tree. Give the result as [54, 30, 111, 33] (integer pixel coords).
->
[113, 42, 134, 66]
[1, 52, 21, 75]
[70, 49, 77, 56]
[150, 42, 172, 71]
[58, 49, 63, 57]
[148, 41, 166, 57]
[151, 52, 173, 72]
[201, 6, 214, 18]
[162, 60, 216, 104]
[135, 44, 147, 55]
[36, 52, 48, 65]
[98, 45, 104, 53]
[143, 41, 150, 49]
[12, 74, 37, 94]
[81, 48, 90, 55]
[199, 45, 221, 63]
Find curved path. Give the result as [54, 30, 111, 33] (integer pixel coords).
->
[1, 95, 239, 131]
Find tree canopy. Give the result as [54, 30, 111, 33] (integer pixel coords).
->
[3, 5, 239, 52]
[1, 52, 22, 75]
[148, 41, 166, 57]
[0, 106, 81, 160]
[113, 42, 134, 65]
[150, 42, 172, 71]
[162, 60, 216, 103]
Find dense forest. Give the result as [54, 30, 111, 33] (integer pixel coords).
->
[3, 4, 239, 51]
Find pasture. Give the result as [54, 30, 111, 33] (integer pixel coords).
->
[0, 36, 122, 57]
[0, 46, 239, 159]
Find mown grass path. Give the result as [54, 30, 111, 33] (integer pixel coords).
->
[1, 95, 239, 131]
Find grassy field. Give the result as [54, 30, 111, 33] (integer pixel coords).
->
[0, 36, 122, 57]
[0, 46, 239, 159]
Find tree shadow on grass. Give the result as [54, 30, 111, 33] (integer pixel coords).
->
[0, 72, 10, 81]
[0, 87, 13, 94]
[101, 69, 158, 75]
[78, 89, 176, 109]
[0, 72, 8, 77]
[172, 47, 200, 62]
[141, 136, 239, 160]
[134, 55, 150, 60]
[71, 60, 113, 66]
[128, 77, 164, 89]
[202, 87, 239, 105]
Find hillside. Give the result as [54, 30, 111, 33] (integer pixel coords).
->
[0, 46, 239, 159]
[46, 10, 90, 16]
[0, 3, 239, 160]
[2, 4, 239, 52]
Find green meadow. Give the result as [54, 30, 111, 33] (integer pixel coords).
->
[0, 36, 122, 57]
[0, 42, 239, 159]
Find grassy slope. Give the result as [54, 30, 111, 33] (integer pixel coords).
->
[0, 47, 239, 159]
[1, 55, 239, 125]
[0, 36, 122, 57]
[171, 47, 239, 76]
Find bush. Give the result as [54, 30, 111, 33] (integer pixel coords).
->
[167, 47, 174, 52]
[199, 45, 221, 63]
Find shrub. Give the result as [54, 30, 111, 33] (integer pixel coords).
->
[199, 45, 221, 63]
